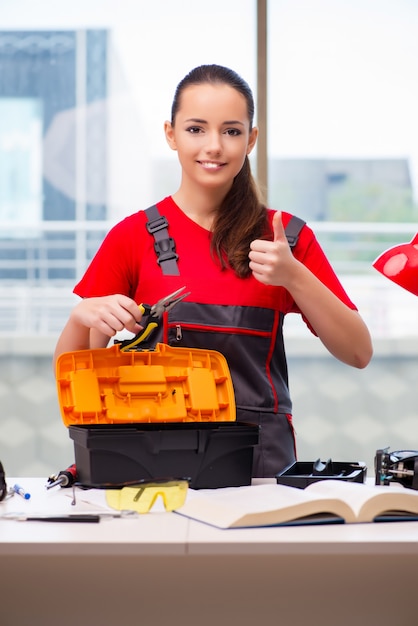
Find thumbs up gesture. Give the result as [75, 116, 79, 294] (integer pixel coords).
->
[249, 211, 296, 286]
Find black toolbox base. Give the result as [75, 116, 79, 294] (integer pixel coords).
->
[69, 421, 259, 489]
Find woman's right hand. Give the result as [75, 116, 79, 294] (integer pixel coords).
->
[70, 294, 143, 338]
[53, 295, 143, 369]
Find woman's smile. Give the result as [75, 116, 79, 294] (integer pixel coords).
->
[197, 160, 226, 170]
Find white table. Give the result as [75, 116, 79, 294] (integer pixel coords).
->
[1, 477, 418, 626]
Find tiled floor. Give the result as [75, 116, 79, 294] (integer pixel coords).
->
[1, 345, 418, 480]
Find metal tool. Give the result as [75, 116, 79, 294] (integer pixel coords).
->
[375, 447, 418, 489]
[115, 286, 190, 351]
[0, 513, 101, 523]
[46, 464, 77, 490]
[0, 511, 138, 523]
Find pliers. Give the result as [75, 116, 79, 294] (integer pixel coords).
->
[116, 286, 190, 351]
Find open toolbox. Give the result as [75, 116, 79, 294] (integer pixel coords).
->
[56, 342, 236, 425]
[276, 458, 367, 489]
[56, 343, 259, 488]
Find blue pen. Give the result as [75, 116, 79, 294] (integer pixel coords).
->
[13, 484, 31, 500]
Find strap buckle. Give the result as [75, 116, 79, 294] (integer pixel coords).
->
[154, 238, 179, 265]
[146, 215, 169, 235]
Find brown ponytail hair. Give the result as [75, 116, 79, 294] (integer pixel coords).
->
[171, 64, 268, 278]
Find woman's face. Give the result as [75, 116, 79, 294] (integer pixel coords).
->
[165, 83, 258, 193]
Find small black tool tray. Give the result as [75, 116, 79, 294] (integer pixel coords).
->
[276, 459, 367, 489]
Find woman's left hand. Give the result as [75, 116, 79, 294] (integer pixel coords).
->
[249, 211, 296, 286]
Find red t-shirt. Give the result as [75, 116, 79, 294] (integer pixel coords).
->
[75, 195, 355, 312]
[74, 196, 356, 414]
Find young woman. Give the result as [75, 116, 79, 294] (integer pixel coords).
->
[54, 64, 373, 477]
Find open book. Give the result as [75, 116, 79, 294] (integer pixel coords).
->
[175, 479, 418, 528]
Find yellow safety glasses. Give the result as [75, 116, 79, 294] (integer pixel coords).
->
[72, 478, 190, 513]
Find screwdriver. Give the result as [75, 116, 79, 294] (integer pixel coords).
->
[46, 464, 77, 489]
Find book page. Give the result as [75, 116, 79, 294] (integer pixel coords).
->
[306, 480, 418, 521]
[176, 483, 356, 528]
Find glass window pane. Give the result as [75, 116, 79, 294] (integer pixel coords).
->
[268, 0, 418, 339]
[268, 0, 418, 223]
[0, 0, 254, 293]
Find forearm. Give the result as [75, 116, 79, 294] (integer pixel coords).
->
[53, 319, 110, 369]
[53, 318, 91, 370]
[287, 263, 373, 368]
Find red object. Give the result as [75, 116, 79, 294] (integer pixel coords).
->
[47, 464, 77, 489]
[373, 233, 418, 297]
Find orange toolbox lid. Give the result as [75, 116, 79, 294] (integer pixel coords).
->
[56, 342, 236, 426]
